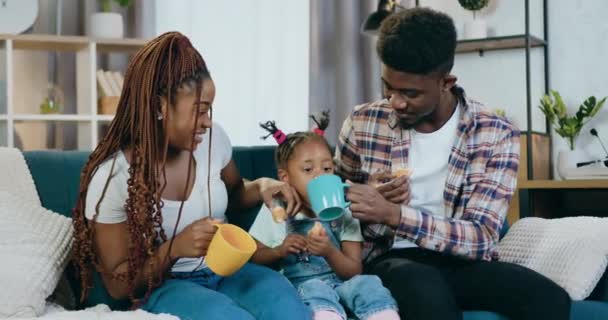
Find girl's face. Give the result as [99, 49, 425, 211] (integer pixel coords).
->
[279, 139, 334, 207]
[160, 79, 215, 152]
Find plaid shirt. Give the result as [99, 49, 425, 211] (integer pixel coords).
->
[335, 96, 520, 263]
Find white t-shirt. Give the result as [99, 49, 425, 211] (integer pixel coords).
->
[392, 105, 461, 249]
[85, 122, 232, 272]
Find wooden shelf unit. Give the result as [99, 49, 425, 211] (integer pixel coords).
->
[456, 35, 546, 54]
[0, 34, 148, 150]
[519, 179, 608, 189]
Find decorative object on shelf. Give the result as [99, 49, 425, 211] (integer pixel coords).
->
[0, 0, 38, 34]
[89, 0, 132, 39]
[494, 108, 506, 117]
[539, 90, 606, 179]
[96, 69, 123, 115]
[458, 0, 490, 39]
[539, 91, 606, 151]
[360, 0, 407, 35]
[39, 84, 64, 114]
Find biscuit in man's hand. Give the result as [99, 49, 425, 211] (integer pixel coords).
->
[392, 167, 412, 178]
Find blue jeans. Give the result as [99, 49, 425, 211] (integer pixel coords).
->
[294, 274, 398, 320]
[142, 263, 311, 320]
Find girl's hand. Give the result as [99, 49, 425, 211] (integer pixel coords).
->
[306, 229, 336, 258]
[259, 178, 302, 216]
[276, 234, 307, 258]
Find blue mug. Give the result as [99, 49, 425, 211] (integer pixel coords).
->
[306, 174, 350, 221]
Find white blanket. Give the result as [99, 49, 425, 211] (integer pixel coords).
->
[19, 303, 178, 320]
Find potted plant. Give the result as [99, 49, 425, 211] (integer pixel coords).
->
[89, 0, 133, 39]
[539, 90, 606, 178]
[458, 0, 490, 39]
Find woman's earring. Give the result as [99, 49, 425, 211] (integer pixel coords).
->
[157, 112, 163, 120]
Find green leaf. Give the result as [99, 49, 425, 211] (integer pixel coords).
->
[552, 90, 567, 119]
[458, 0, 489, 11]
[114, 0, 132, 7]
[539, 94, 556, 123]
[590, 96, 606, 118]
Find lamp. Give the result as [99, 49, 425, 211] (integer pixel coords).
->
[360, 0, 403, 35]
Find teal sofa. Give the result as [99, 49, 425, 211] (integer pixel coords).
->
[22, 147, 608, 319]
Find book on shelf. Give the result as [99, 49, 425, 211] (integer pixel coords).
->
[96, 69, 112, 97]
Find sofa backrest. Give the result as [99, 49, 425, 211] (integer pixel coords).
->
[22, 146, 277, 217]
[23, 151, 90, 218]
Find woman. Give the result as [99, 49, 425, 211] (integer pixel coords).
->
[72, 32, 310, 320]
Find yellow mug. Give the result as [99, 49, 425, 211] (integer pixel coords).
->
[205, 223, 256, 277]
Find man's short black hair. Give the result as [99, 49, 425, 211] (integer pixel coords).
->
[377, 7, 457, 75]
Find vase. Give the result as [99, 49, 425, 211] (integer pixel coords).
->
[88, 12, 124, 39]
[557, 150, 577, 180]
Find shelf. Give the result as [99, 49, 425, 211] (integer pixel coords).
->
[96, 38, 148, 53]
[0, 115, 7, 120]
[96, 115, 114, 121]
[456, 35, 546, 54]
[13, 114, 92, 121]
[13, 114, 116, 122]
[0, 34, 148, 52]
[519, 179, 608, 189]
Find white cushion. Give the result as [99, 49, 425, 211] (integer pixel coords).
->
[0, 147, 40, 206]
[498, 217, 608, 300]
[0, 191, 73, 317]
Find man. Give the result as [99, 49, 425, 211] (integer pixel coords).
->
[336, 7, 570, 320]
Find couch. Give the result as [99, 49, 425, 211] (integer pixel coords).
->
[22, 146, 608, 319]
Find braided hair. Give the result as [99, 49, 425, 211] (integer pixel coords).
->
[260, 110, 331, 169]
[72, 32, 210, 305]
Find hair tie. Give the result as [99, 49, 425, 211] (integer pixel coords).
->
[260, 121, 287, 144]
[310, 110, 330, 136]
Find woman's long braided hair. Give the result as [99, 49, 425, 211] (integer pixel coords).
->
[72, 32, 210, 305]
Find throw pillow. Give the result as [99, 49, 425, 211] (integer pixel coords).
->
[0, 191, 73, 317]
[498, 217, 608, 300]
[0, 147, 40, 205]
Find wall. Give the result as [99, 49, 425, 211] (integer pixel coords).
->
[420, 0, 547, 132]
[548, 0, 608, 167]
[421, 0, 608, 176]
[309, 0, 381, 146]
[154, 0, 310, 146]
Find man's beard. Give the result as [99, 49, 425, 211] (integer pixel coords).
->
[398, 112, 432, 130]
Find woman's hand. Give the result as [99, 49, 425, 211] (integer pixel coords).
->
[259, 178, 302, 216]
[171, 217, 220, 258]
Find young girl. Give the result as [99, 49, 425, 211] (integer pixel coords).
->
[249, 116, 399, 320]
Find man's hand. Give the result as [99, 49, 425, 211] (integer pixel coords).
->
[369, 170, 410, 204]
[346, 181, 402, 227]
